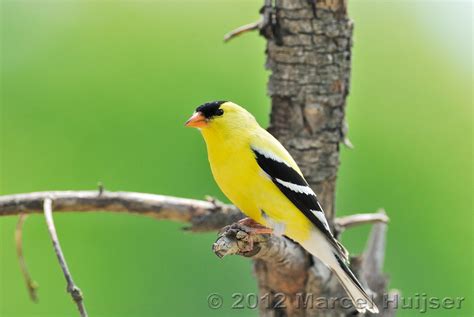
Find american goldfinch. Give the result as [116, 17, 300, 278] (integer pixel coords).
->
[185, 101, 378, 314]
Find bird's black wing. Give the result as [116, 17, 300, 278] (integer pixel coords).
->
[251, 146, 348, 260]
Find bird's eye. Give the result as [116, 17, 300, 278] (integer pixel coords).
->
[215, 109, 224, 116]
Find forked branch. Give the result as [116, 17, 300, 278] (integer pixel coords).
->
[3, 190, 390, 316]
[0, 190, 243, 231]
[1, 190, 387, 234]
[43, 198, 88, 317]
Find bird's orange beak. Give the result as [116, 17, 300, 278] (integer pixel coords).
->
[185, 112, 207, 128]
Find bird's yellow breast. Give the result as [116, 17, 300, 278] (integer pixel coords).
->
[202, 127, 313, 241]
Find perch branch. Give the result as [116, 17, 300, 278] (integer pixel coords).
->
[0, 191, 387, 233]
[43, 198, 88, 317]
[213, 222, 308, 269]
[212, 210, 389, 270]
[3, 190, 390, 315]
[0, 191, 243, 231]
[15, 213, 39, 302]
[1, 190, 389, 237]
[3, 190, 390, 306]
[213, 222, 311, 301]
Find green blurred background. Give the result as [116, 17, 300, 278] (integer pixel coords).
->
[1, 0, 472, 316]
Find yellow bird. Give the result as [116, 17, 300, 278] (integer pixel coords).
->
[185, 101, 378, 314]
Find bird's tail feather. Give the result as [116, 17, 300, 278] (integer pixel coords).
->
[300, 231, 379, 314]
[332, 254, 379, 314]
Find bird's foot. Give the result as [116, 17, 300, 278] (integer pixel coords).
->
[235, 218, 272, 252]
[213, 219, 272, 257]
[236, 217, 273, 235]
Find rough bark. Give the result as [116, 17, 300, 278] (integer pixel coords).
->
[266, 0, 352, 222]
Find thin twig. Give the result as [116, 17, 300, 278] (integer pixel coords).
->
[43, 198, 88, 317]
[15, 213, 39, 302]
[97, 181, 104, 196]
[334, 210, 389, 234]
[224, 19, 262, 42]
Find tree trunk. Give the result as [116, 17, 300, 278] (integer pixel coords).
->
[266, 0, 351, 222]
[247, 0, 397, 316]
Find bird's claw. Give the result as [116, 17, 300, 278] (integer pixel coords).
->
[213, 220, 271, 257]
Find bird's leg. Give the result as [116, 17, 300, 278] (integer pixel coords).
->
[234, 218, 273, 253]
[213, 218, 273, 256]
[237, 217, 273, 235]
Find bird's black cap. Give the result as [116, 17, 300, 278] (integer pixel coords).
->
[196, 100, 227, 118]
